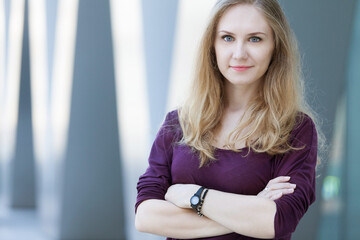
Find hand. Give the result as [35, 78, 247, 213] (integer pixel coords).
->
[257, 176, 296, 201]
[165, 184, 201, 209]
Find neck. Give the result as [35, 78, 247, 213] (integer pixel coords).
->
[223, 81, 260, 113]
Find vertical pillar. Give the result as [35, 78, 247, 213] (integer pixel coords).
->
[141, 0, 178, 138]
[345, 0, 360, 239]
[11, 0, 36, 208]
[58, 0, 125, 238]
[39, 0, 77, 238]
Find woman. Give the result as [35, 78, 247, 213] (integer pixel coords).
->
[135, 0, 322, 239]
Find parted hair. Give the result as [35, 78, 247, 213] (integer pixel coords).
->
[178, 0, 324, 167]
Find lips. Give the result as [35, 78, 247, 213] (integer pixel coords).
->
[230, 66, 252, 72]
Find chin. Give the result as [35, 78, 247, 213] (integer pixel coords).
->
[225, 78, 259, 86]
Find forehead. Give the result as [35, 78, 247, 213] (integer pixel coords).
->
[217, 4, 272, 34]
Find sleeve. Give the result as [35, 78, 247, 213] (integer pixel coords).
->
[135, 110, 178, 213]
[272, 115, 318, 239]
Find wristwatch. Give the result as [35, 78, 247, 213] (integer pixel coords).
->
[190, 187, 205, 211]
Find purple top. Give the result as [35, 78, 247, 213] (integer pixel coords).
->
[136, 110, 317, 240]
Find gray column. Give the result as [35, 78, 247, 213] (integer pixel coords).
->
[278, 0, 357, 239]
[10, 0, 36, 208]
[141, 0, 178, 138]
[58, 0, 125, 239]
[345, 0, 360, 239]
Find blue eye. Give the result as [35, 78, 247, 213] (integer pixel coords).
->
[249, 36, 261, 42]
[222, 35, 234, 42]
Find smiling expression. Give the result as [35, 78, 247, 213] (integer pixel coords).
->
[214, 4, 275, 88]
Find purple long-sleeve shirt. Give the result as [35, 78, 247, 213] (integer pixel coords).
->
[136, 110, 317, 240]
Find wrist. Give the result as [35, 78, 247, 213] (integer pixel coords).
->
[190, 186, 209, 216]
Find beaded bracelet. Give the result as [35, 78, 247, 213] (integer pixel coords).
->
[197, 188, 209, 217]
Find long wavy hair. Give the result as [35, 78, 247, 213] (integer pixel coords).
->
[178, 0, 324, 167]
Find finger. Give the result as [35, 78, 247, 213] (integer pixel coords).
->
[263, 188, 294, 199]
[257, 188, 272, 198]
[266, 182, 296, 191]
[258, 184, 294, 198]
[270, 192, 283, 200]
[268, 176, 291, 185]
[257, 190, 269, 198]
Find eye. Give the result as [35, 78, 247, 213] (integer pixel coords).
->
[249, 36, 261, 42]
[222, 35, 234, 42]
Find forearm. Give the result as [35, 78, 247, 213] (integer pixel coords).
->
[201, 190, 276, 239]
[135, 199, 232, 239]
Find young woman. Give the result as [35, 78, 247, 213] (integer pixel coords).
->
[135, 0, 322, 239]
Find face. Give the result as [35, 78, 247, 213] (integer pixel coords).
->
[214, 4, 274, 88]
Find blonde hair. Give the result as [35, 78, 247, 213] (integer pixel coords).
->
[178, 0, 324, 167]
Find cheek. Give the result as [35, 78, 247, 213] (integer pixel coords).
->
[215, 46, 231, 65]
[264, 45, 275, 64]
[252, 47, 273, 67]
[214, 50, 223, 67]
[214, 48, 229, 77]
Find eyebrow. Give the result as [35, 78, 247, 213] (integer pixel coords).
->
[218, 30, 267, 36]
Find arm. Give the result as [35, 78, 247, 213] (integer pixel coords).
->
[137, 176, 295, 239]
[272, 116, 318, 238]
[203, 190, 276, 238]
[164, 176, 296, 239]
[165, 185, 276, 239]
[137, 178, 294, 239]
[135, 199, 232, 239]
[202, 175, 299, 238]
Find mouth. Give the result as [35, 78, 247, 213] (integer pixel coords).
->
[230, 66, 253, 72]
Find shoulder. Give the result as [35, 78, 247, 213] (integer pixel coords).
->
[162, 109, 180, 131]
[272, 112, 318, 176]
[294, 112, 315, 129]
[159, 109, 182, 140]
[164, 109, 179, 124]
[289, 112, 317, 148]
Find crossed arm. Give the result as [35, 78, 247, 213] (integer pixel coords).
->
[135, 176, 296, 239]
[135, 199, 232, 239]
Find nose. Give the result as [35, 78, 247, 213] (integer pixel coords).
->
[233, 42, 248, 59]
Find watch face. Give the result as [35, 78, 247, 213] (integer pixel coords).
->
[190, 196, 200, 205]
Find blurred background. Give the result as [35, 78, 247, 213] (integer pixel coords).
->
[0, 0, 359, 239]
